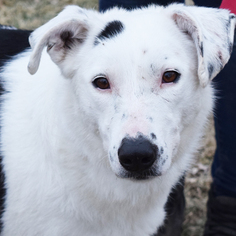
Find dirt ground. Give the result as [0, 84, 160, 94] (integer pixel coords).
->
[183, 119, 215, 236]
[0, 0, 215, 235]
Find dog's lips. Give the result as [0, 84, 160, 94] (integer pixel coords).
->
[117, 168, 162, 181]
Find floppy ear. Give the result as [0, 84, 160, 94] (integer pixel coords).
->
[28, 5, 90, 75]
[168, 4, 236, 87]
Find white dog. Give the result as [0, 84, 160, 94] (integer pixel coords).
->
[0, 4, 235, 236]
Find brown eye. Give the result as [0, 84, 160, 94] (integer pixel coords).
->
[93, 76, 110, 90]
[162, 70, 180, 83]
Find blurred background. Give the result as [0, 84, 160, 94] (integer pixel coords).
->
[0, 0, 215, 235]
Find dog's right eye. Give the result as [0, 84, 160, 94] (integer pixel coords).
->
[162, 70, 180, 84]
[92, 76, 110, 90]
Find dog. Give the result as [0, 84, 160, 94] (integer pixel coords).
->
[0, 4, 235, 236]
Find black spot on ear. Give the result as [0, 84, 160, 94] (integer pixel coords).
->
[208, 63, 214, 79]
[225, 21, 230, 33]
[60, 31, 74, 49]
[218, 51, 223, 62]
[218, 51, 224, 70]
[60, 31, 84, 50]
[94, 20, 124, 45]
[199, 41, 204, 57]
[225, 16, 235, 54]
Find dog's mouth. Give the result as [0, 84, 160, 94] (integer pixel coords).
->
[118, 168, 161, 181]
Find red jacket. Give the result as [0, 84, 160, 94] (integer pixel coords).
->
[220, 0, 236, 14]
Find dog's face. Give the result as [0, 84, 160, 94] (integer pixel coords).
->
[75, 14, 200, 180]
[28, 5, 235, 180]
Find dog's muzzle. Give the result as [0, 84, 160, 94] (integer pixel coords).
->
[118, 136, 159, 180]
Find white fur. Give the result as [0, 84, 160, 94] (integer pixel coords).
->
[0, 4, 235, 236]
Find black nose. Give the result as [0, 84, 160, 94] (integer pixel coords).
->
[118, 136, 158, 172]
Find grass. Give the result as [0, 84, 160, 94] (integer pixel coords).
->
[0, 1, 214, 235]
[0, 0, 98, 29]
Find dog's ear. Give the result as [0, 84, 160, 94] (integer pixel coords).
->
[168, 4, 236, 87]
[28, 5, 90, 75]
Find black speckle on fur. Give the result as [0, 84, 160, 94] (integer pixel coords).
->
[114, 104, 118, 113]
[160, 147, 164, 155]
[94, 20, 124, 45]
[208, 63, 214, 79]
[148, 117, 153, 122]
[151, 133, 156, 140]
[109, 153, 114, 162]
[229, 42, 233, 54]
[150, 64, 156, 74]
[161, 158, 166, 165]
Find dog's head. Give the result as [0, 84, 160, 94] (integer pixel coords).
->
[28, 4, 235, 180]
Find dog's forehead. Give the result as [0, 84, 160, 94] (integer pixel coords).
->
[77, 7, 197, 88]
[85, 8, 192, 76]
[92, 8, 188, 56]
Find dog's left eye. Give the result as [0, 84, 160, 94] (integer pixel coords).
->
[93, 76, 110, 90]
[162, 70, 180, 83]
